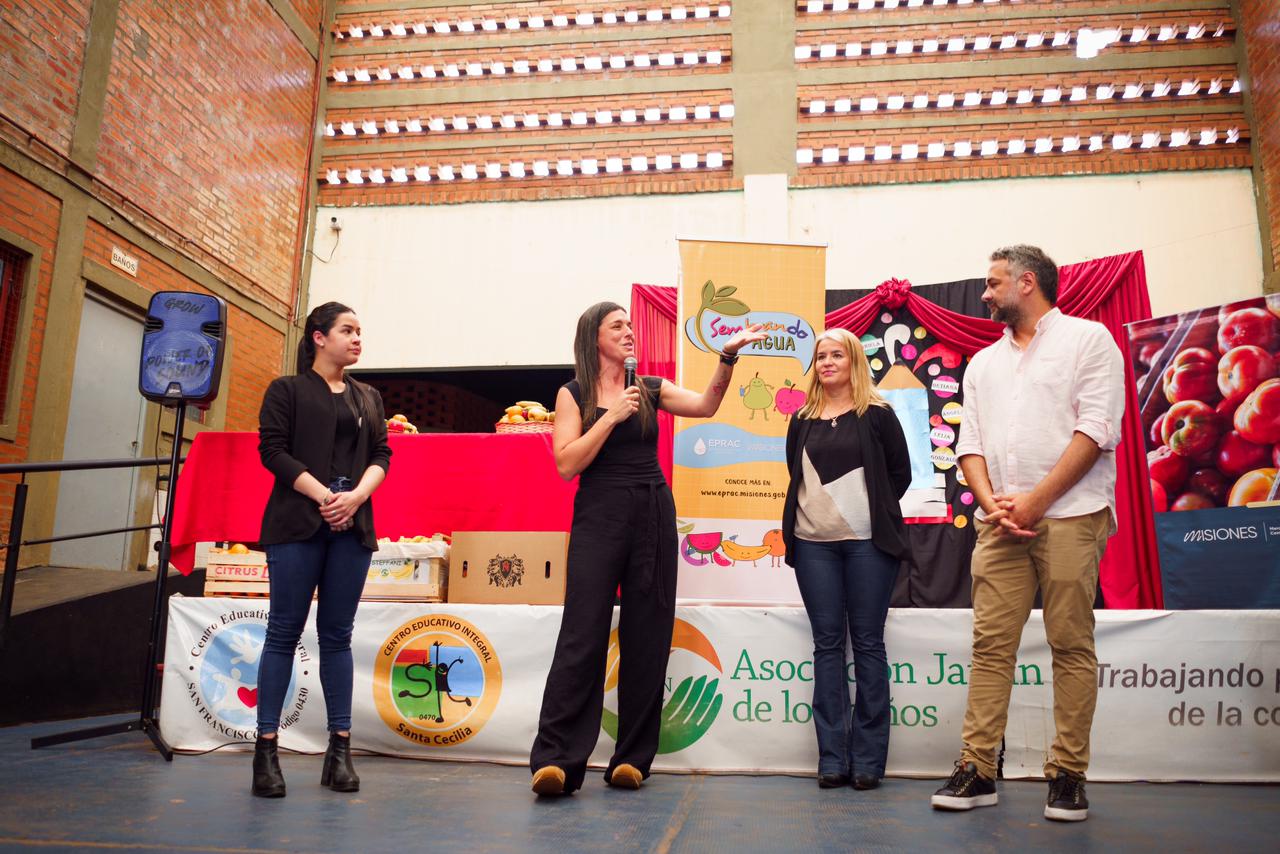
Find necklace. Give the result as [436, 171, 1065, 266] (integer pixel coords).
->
[825, 405, 852, 428]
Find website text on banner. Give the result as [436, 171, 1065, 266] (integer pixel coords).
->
[1126, 294, 1280, 608]
[162, 598, 1280, 782]
[674, 240, 826, 603]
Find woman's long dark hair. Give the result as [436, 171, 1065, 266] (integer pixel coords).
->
[573, 301, 655, 437]
[296, 301, 374, 427]
[296, 301, 355, 374]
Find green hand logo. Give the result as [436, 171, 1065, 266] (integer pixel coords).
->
[658, 675, 723, 754]
[600, 675, 723, 754]
[600, 620, 725, 754]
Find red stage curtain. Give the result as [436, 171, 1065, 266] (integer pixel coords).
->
[1058, 252, 1161, 608]
[826, 279, 1004, 355]
[630, 251, 1160, 608]
[631, 284, 678, 482]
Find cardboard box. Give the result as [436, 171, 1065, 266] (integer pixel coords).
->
[204, 550, 269, 598]
[363, 540, 449, 601]
[448, 532, 569, 605]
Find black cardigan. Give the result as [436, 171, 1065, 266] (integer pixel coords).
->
[257, 370, 391, 550]
[780, 403, 913, 565]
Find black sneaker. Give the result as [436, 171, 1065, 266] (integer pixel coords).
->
[1044, 771, 1088, 821]
[931, 761, 998, 810]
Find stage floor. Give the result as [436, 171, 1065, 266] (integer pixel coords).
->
[3, 715, 1278, 853]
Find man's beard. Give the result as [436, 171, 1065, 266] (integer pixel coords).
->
[989, 301, 1021, 327]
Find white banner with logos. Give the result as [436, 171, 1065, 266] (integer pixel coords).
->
[161, 598, 1280, 781]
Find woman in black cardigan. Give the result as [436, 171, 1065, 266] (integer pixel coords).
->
[251, 301, 391, 798]
[781, 328, 911, 792]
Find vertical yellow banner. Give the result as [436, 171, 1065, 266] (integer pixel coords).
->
[674, 240, 825, 601]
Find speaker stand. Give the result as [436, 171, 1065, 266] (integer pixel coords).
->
[32, 404, 187, 759]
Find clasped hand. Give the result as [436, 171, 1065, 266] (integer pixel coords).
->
[319, 489, 364, 532]
[985, 492, 1047, 540]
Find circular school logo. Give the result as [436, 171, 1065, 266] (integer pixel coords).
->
[187, 609, 310, 740]
[373, 614, 503, 747]
[601, 618, 724, 754]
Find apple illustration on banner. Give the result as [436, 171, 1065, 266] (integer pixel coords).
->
[1227, 467, 1278, 506]
[1217, 307, 1280, 354]
[774, 380, 806, 419]
[1161, 400, 1223, 458]
[1217, 430, 1272, 478]
[1217, 346, 1276, 406]
[1147, 445, 1189, 493]
[1233, 378, 1280, 445]
[1187, 467, 1230, 505]
[1162, 347, 1220, 404]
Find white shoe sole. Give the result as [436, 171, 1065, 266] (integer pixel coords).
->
[931, 792, 998, 810]
[1044, 805, 1088, 821]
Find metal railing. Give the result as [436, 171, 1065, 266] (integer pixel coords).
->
[0, 455, 184, 649]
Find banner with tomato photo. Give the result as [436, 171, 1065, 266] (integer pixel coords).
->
[1127, 294, 1280, 608]
[673, 239, 826, 603]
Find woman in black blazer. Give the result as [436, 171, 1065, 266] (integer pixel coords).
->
[251, 301, 391, 798]
[780, 329, 911, 792]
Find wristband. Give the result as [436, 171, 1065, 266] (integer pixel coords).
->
[719, 352, 739, 366]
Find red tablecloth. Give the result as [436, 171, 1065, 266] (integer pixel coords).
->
[170, 431, 578, 574]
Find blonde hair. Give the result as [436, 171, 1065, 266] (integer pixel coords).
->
[798, 328, 889, 419]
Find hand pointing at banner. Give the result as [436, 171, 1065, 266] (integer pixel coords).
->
[656, 323, 766, 418]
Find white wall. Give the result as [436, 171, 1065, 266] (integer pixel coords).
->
[310, 169, 1265, 369]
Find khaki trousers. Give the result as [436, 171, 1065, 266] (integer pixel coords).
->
[959, 508, 1110, 780]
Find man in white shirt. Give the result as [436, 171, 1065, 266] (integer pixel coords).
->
[931, 245, 1125, 823]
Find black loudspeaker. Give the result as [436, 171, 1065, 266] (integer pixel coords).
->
[139, 292, 227, 407]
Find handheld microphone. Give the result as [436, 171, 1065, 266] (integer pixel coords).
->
[623, 356, 637, 390]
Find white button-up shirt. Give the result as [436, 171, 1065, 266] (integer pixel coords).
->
[956, 308, 1126, 530]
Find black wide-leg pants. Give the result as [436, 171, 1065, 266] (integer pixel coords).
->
[530, 481, 678, 792]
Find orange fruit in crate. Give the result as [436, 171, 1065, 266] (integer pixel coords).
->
[229, 543, 250, 555]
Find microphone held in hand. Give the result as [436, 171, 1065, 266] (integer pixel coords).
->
[623, 356, 637, 390]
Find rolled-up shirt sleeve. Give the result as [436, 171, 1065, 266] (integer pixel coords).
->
[1072, 328, 1126, 452]
[955, 365, 983, 459]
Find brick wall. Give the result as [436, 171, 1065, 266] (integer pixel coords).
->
[323, 0, 1255, 205]
[0, 167, 60, 522]
[290, 0, 324, 31]
[81, 221, 284, 432]
[1239, 2, 1280, 274]
[0, 1, 327, 557]
[95, 0, 319, 310]
[0, 0, 93, 156]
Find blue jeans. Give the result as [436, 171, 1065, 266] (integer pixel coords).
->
[792, 538, 900, 777]
[257, 527, 372, 734]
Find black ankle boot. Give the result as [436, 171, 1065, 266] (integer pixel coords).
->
[252, 736, 286, 798]
[321, 732, 360, 792]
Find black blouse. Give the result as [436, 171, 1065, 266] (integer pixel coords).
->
[566, 376, 666, 487]
[257, 371, 391, 550]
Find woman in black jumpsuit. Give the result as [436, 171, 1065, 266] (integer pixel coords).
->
[529, 301, 763, 795]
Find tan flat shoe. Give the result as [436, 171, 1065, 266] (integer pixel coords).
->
[608, 763, 643, 789]
[531, 765, 566, 796]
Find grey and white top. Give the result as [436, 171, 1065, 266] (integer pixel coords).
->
[795, 412, 872, 541]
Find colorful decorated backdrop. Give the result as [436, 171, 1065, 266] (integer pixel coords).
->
[636, 249, 1162, 608]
